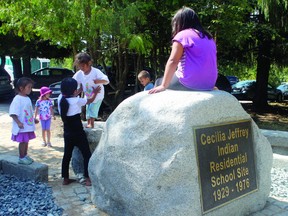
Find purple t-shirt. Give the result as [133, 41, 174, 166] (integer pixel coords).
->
[173, 29, 218, 90]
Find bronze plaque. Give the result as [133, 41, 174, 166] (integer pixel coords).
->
[194, 120, 257, 213]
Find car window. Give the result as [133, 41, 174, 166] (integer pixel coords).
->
[36, 69, 49, 76]
[51, 70, 63, 76]
[246, 82, 255, 87]
[56, 83, 61, 88]
[233, 81, 254, 88]
[277, 85, 283, 90]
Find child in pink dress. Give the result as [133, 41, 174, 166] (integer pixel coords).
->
[9, 77, 39, 165]
[34, 86, 55, 147]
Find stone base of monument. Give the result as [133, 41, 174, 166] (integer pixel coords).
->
[71, 122, 104, 175]
[0, 155, 48, 182]
[88, 90, 273, 216]
[261, 129, 288, 154]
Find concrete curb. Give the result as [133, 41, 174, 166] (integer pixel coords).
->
[0, 154, 48, 182]
[261, 129, 288, 149]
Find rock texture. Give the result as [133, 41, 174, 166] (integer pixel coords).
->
[71, 122, 105, 175]
[88, 90, 273, 216]
[0, 155, 48, 182]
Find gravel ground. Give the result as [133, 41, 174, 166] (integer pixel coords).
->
[270, 167, 288, 198]
[0, 172, 63, 216]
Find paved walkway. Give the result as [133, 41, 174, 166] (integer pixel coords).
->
[0, 112, 107, 215]
[0, 110, 288, 215]
[50, 178, 288, 216]
[49, 180, 107, 216]
[49, 175, 288, 216]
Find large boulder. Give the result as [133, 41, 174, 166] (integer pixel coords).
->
[88, 90, 273, 216]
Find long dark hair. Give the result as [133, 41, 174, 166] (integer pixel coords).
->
[172, 6, 213, 39]
[59, 77, 77, 123]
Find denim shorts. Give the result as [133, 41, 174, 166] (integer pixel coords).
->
[86, 100, 102, 119]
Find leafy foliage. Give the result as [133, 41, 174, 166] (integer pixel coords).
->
[0, 0, 288, 109]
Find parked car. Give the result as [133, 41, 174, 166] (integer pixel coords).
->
[4, 65, 14, 81]
[277, 83, 288, 100]
[48, 81, 61, 114]
[31, 67, 74, 89]
[226, 75, 239, 86]
[0, 69, 13, 99]
[231, 80, 283, 102]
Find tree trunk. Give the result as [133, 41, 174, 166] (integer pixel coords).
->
[0, 56, 5, 73]
[22, 56, 31, 77]
[108, 40, 125, 108]
[0, 56, 5, 68]
[10, 57, 22, 79]
[135, 53, 142, 92]
[0, 56, 7, 76]
[254, 14, 271, 112]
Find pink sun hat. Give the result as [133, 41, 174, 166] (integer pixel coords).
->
[40, 86, 52, 97]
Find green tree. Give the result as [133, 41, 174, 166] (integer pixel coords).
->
[0, 0, 73, 79]
[1, 0, 287, 111]
[253, 0, 288, 111]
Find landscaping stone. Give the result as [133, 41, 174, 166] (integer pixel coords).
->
[0, 154, 48, 182]
[88, 90, 273, 216]
[71, 122, 105, 175]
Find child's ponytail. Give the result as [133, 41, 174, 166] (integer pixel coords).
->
[59, 77, 78, 123]
[60, 96, 69, 123]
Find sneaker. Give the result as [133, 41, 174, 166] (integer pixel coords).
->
[42, 142, 47, 147]
[47, 142, 52, 147]
[18, 157, 33, 165]
[25, 155, 34, 163]
[76, 173, 86, 184]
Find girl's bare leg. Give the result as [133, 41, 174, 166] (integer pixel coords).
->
[86, 119, 92, 128]
[25, 142, 28, 156]
[42, 130, 47, 143]
[90, 118, 95, 128]
[19, 142, 28, 158]
[47, 130, 51, 143]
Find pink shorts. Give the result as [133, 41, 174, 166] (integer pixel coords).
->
[11, 132, 36, 143]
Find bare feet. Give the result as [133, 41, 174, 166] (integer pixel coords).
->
[85, 177, 92, 186]
[85, 124, 93, 128]
[62, 178, 76, 185]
